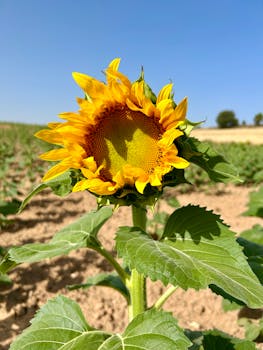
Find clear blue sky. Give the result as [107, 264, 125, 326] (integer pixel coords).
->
[0, 0, 262, 127]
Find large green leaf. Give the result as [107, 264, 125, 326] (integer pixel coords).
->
[116, 206, 263, 308]
[243, 186, 263, 217]
[187, 329, 257, 350]
[4, 206, 112, 264]
[10, 295, 110, 350]
[10, 298, 190, 350]
[179, 137, 241, 183]
[99, 309, 191, 349]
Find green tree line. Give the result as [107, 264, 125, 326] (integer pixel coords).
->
[216, 111, 263, 128]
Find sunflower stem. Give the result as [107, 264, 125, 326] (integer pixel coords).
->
[153, 285, 178, 310]
[93, 244, 129, 285]
[128, 205, 147, 321]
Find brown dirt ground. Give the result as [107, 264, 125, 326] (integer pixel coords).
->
[1, 126, 263, 349]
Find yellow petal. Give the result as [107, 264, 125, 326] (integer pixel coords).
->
[35, 129, 63, 145]
[72, 72, 108, 98]
[42, 161, 71, 182]
[82, 156, 98, 173]
[67, 143, 86, 159]
[131, 81, 145, 107]
[72, 179, 91, 192]
[173, 97, 188, 123]
[107, 58, 121, 85]
[39, 148, 70, 161]
[149, 173, 162, 187]
[160, 128, 184, 146]
[157, 83, 173, 104]
[47, 122, 62, 129]
[106, 69, 131, 90]
[73, 178, 117, 195]
[170, 156, 190, 169]
[108, 58, 121, 71]
[135, 179, 148, 194]
[126, 98, 141, 112]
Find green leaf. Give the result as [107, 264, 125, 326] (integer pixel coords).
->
[237, 237, 263, 260]
[19, 172, 74, 213]
[179, 119, 204, 137]
[212, 235, 263, 306]
[222, 298, 243, 311]
[68, 272, 129, 301]
[5, 206, 112, 264]
[209, 284, 245, 307]
[18, 183, 48, 213]
[46, 170, 74, 196]
[179, 137, 242, 183]
[187, 329, 257, 350]
[0, 199, 21, 216]
[237, 237, 263, 285]
[116, 206, 263, 308]
[240, 225, 263, 245]
[243, 186, 263, 217]
[0, 273, 12, 285]
[0, 254, 18, 274]
[99, 309, 191, 349]
[10, 295, 110, 350]
[163, 204, 228, 240]
[238, 318, 262, 342]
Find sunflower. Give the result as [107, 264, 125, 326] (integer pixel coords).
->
[36, 58, 189, 197]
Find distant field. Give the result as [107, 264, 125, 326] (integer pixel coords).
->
[192, 126, 263, 144]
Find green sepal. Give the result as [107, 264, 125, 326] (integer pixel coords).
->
[163, 168, 189, 188]
[179, 119, 204, 137]
[135, 67, 157, 104]
[178, 136, 242, 183]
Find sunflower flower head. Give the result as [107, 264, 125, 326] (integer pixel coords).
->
[36, 58, 191, 206]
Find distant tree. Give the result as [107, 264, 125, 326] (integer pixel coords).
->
[254, 113, 263, 126]
[241, 120, 246, 126]
[216, 110, 239, 128]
